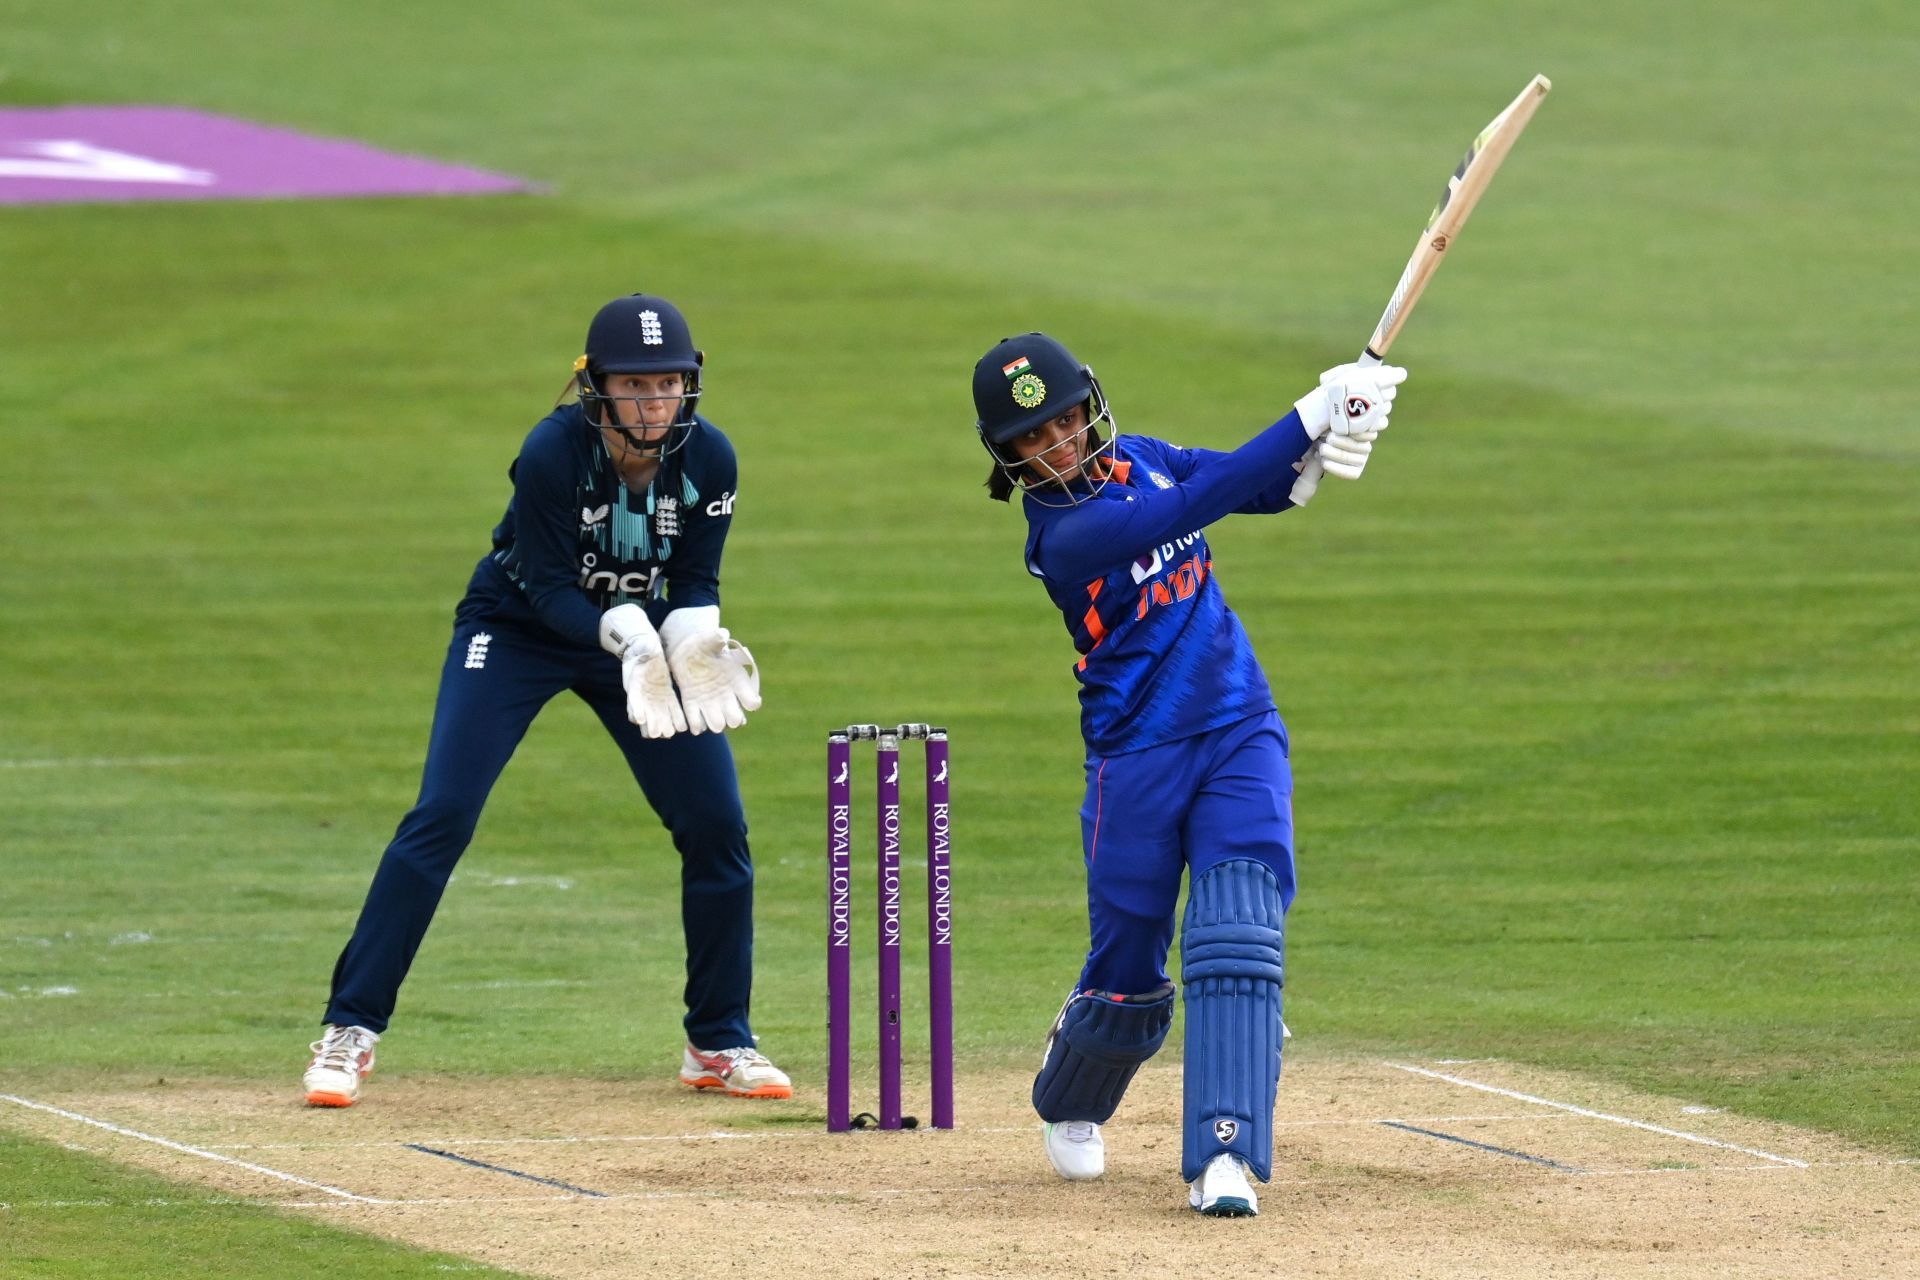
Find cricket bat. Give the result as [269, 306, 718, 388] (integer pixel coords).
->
[1292, 73, 1552, 503]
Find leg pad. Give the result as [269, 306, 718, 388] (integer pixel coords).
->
[1032, 984, 1174, 1123]
[1181, 858, 1285, 1182]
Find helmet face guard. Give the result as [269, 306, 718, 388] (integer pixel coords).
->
[973, 333, 1122, 507]
[575, 359, 702, 460]
[983, 382, 1120, 508]
[572, 293, 705, 460]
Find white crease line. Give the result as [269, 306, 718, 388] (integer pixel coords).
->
[212, 1131, 775, 1150]
[1384, 1063, 1809, 1168]
[211, 1115, 1578, 1151]
[1, 1095, 389, 1203]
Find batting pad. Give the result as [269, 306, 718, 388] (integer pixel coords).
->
[1031, 985, 1174, 1123]
[1180, 857, 1285, 1182]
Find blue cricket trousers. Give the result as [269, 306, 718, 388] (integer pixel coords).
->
[324, 610, 756, 1048]
[1076, 710, 1296, 995]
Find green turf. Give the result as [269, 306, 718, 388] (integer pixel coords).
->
[0, 1131, 522, 1278]
[3, 0, 1917, 1270]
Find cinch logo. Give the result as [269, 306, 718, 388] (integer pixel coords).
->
[464, 632, 492, 670]
[578, 557, 662, 598]
[704, 491, 737, 516]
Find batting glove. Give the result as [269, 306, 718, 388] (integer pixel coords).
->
[599, 604, 687, 739]
[1290, 362, 1407, 490]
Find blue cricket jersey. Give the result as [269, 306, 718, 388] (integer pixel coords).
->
[1021, 411, 1317, 756]
[462, 402, 739, 648]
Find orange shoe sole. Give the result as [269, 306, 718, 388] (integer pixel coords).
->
[305, 1090, 358, 1107]
[681, 1075, 792, 1099]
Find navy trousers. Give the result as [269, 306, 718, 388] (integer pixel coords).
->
[324, 612, 756, 1048]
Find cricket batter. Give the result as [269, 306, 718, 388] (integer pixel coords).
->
[973, 332, 1405, 1215]
[302, 294, 789, 1107]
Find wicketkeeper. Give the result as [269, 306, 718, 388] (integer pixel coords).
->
[302, 294, 788, 1107]
[972, 331, 1406, 1216]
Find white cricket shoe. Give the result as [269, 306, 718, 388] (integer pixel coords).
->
[1042, 1121, 1105, 1180]
[1188, 1152, 1259, 1217]
[303, 1024, 379, 1108]
[679, 1043, 793, 1099]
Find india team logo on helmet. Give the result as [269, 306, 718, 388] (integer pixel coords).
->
[971, 331, 1121, 509]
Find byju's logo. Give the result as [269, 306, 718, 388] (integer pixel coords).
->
[464, 632, 493, 670]
[1130, 530, 1203, 584]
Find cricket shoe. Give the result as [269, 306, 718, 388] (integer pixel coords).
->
[1042, 1121, 1105, 1180]
[1188, 1153, 1259, 1217]
[303, 1024, 378, 1107]
[679, 1044, 792, 1099]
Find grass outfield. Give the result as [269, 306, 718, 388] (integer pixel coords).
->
[3, 0, 1916, 1271]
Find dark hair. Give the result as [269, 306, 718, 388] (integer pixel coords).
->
[986, 464, 1015, 502]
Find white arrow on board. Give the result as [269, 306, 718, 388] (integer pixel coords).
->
[0, 139, 214, 184]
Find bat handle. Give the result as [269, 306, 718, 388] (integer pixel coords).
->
[1288, 453, 1323, 505]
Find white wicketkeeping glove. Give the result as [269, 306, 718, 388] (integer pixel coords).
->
[660, 606, 763, 736]
[1288, 361, 1409, 498]
[599, 604, 687, 739]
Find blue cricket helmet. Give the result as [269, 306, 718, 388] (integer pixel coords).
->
[575, 293, 704, 451]
[972, 332, 1118, 506]
[973, 332, 1100, 447]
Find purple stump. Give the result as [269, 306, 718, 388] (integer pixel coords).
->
[876, 729, 904, 1129]
[826, 732, 853, 1132]
[925, 729, 954, 1129]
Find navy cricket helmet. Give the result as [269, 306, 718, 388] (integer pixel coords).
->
[574, 293, 704, 455]
[972, 332, 1117, 505]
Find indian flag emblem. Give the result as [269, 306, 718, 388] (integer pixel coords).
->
[1002, 356, 1032, 379]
